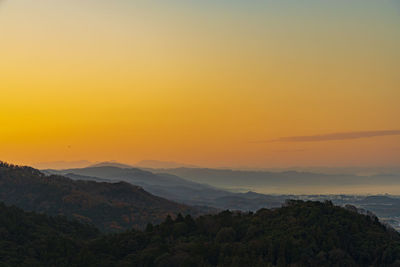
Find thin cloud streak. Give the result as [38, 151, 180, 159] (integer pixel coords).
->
[259, 130, 400, 143]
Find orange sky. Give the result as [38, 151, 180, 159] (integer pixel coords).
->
[0, 0, 399, 168]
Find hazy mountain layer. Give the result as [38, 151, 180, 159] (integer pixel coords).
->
[45, 166, 288, 211]
[135, 160, 199, 169]
[147, 167, 400, 194]
[0, 162, 209, 232]
[46, 166, 400, 220]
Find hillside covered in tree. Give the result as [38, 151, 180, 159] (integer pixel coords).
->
[2, 199, 400, 266]
[82, 200, 400, 266]
[0, 162, 208, 232]
[0, 202, 99, 266]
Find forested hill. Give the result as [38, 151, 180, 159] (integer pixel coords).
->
[0, 162, 208, 232]
[84, 200, 400, 266]
[0, 202, 99, 266]
[1, 200, 400, 266]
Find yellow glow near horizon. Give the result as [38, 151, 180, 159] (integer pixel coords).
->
[0, 0, 399, 167]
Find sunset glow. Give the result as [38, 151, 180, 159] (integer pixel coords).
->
[1, 0, 399, 167]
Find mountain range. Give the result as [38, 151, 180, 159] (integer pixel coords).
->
[44, 164, 400, 229]
[44, 166, 287, 211]
[147, 167, 400, 192]
[0, 162, 210, 232]
[32, 160, 200, 170]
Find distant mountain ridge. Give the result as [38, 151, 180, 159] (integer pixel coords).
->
[0, 162, 209, 232]
[135, 160, 199, 169]
[45, 166, 288, 211]
[44, 165, 400, 223]
[34, 160, 201, 170]
[147, 167, 400, 191]
[32, 160, 92, 169]
[88, 161, 134, 168]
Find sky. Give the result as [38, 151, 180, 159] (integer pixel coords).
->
[0, 0, 399, 168]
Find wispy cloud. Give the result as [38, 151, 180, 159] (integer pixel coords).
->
[257, 130, 400, 143]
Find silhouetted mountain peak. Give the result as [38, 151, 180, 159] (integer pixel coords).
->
[136, 160, 199, 169]
[88, 161, 134, 169]
[0, 162, 209, 231]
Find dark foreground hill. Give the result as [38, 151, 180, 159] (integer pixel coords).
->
[0, 202, 99, 266]
[0, 162, 209, 232]
[84, 200, 400, 267]
[1, 200, 400, 266]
